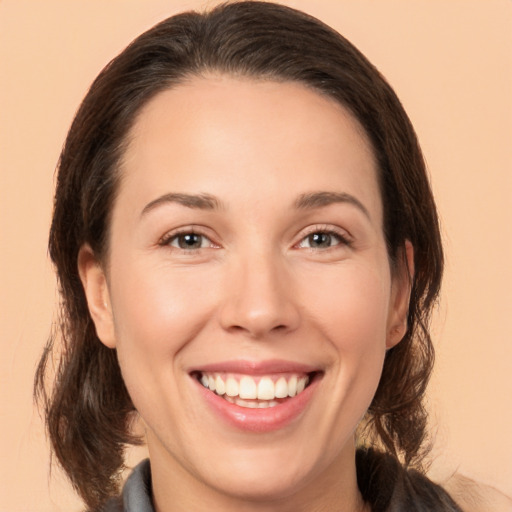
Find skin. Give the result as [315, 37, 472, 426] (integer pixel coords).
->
[79, 76, 412, 512]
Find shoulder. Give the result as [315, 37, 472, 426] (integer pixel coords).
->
[442, 473, 512, 512]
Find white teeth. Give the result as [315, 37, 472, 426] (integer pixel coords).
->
[199, 372, 311, 402]
[208, 375, 216, 392]
[234, 398, 279, 409]
[225, 377, 239, 397]
[258, 400, 278, 408]
[235, 398, 258, 408]
[215, 375, 225, 395]
[274, 377, 288, 398]
[239, 376, 257, 399]
[257, 377, 275, 400]
[288, 375, 297, 397]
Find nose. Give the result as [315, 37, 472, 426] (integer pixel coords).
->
[218, 251, 301, 339]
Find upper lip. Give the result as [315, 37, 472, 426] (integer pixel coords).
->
[189, 359, 321, 375]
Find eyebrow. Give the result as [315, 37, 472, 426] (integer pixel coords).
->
[141, 190, 370, 218]
[141, 193, 223, 216]
[294, 191, 370, 218]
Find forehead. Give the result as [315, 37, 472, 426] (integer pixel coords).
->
[126, 74, 374, 158]
[118, 75, 381, 221]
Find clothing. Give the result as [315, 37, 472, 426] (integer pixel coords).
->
[102, 459, 153, 512]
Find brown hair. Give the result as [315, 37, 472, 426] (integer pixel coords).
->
[35, 1, 451, 510]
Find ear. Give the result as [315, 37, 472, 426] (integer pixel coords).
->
[77, 244, 117, 348]
[386, 240, 415, 349]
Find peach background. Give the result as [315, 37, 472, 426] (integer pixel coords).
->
[1, 1, 511, 510]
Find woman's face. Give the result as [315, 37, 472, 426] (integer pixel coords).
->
[81, 76, 410, 508]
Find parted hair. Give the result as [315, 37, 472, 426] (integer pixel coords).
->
[35, 2, 457, 510]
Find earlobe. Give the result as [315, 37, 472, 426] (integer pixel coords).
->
[77, 244, 117, 348]
[386, 240, 415, 349]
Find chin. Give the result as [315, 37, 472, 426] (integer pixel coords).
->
[192, 439, 339, 504]
[207, 462, 312, 503]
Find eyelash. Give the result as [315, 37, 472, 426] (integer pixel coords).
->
[295, 226, 353, 251]
[158, 228, 216, 252]
[158, 225, 352, 253]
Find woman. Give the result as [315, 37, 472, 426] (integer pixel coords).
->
[35, 2, 464, 510]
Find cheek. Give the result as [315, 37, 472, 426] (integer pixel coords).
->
[292, 260, 392, 445]
[304, 260, 391, 406]
[108, 261, 218, 369]
[107, 262, 221, 431]
[305, 260, 392, 351]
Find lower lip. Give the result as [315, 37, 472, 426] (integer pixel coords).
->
[192, 375, 319, 433]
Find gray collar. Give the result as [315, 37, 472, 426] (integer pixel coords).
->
[122, 459, 154, 511]
[100, 459, 154, 512]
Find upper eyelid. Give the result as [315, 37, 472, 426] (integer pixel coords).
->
[159, 231, 219, 253]
[293, 225, 355, 251]
[158, 225, 215, 244]
[159, 235, 201, 251]
[296, 224, 352, 241]
[157, 223, 353, 247]
[296, 233, 350, 249]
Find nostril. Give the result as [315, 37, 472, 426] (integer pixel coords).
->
[224, 321, 290, 337]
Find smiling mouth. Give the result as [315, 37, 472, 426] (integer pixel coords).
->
[192, 371, 317, 409]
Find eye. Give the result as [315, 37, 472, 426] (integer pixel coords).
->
[297, 230, 350, 250]
[164, 232, 213, 250]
